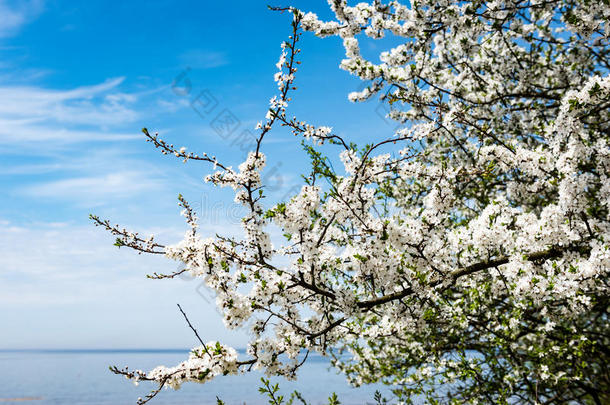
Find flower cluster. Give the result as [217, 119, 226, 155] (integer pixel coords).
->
[146, 342, 239, 389]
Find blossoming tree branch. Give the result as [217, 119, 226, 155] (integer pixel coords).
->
[92, 1, 610, 403]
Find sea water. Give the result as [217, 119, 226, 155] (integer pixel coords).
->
[0, 350, 390, 405]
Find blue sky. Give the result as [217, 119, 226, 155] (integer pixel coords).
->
[0, 0, 400, 349]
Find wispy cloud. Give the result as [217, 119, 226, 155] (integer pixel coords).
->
[0, 0, 44, 38]
[0, 217, 249, 349]
[0, 77, 146, 148]
[20, 171, 165, 203]
[0, 75, 209, 212]
[0, 77, 137, 125]
[0, 120, 140, 144]
[0, 219, 183, 312]
[157, 97, 189, 113]
[0, 220, 175, 279]
[179, 49, 229, 69]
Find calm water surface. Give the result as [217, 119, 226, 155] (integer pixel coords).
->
[0, 350, 389, 405]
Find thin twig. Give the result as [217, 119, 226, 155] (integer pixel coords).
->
[176, 303, 211, 357]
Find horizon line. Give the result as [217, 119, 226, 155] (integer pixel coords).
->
[0, 348, 248, 353]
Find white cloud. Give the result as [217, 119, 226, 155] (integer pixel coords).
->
[0, 77, 139, 128]
[4, 142, 209, 209]
[0, 220, 175, 281]
[0, 219, 250, 348]
[0, 77, 151, 152]
[0, 119, 139, 144]
[20, 171, 165, 203]
[0, 0, 44, 38]
[157, 97, 189, 113]
[0, 218, 243, 283]
[179, 50, 229, 69]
